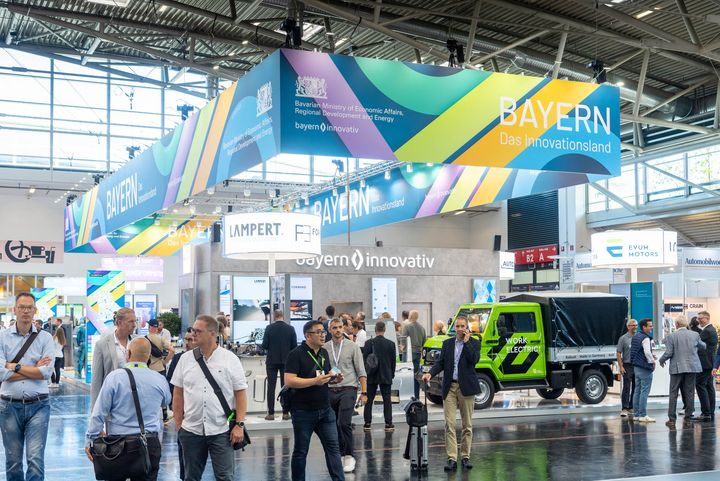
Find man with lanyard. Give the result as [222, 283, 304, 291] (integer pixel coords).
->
[91, 308, 137, 408]
[85, 338, 171, 481]
[0, 292, 55, 481]
[284, 320, 345, 481]
[324, 318, 367, 473]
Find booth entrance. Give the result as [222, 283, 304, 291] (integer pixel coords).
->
[401, 302, 432, 334]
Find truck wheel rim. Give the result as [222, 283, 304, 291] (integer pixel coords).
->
[475, 381, 490, 404]
[586, 376, 603, 398]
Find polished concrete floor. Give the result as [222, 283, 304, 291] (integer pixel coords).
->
[4, 379, 720, 480]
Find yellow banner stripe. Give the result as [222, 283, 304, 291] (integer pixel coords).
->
[81, 188, 99, 245]
[144, 220, 215, 256]
[176, 98, 218, 201]
[441, 167, 487, 212]
[394, 74, 544, 164]
[116, 225, 172, 256]
[469, 168, 513, 206]
[192, 84, 237, 196]
[454, 81, 598, 167]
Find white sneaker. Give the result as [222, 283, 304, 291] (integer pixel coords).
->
[638, 416, 656, 423]
[343, 455, 356, 473]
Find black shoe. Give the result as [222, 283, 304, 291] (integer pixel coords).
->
[444, 459, 457, 472]
[461, 458, 473, 470]
[686, 415, 701, 422]
[384, 423, 395, 432]
[700, 414, 714, 422]
[363, 423, 372, 432]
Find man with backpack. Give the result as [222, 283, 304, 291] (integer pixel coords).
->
[362, 321, 396, 432]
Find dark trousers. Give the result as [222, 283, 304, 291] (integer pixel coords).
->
[266, 364, 287, 415]
[290, 407, 345, 481]
[364, 383, 392, 425]
[177, 428, 234, 481]
[108, 436, 162, 481]
[669, 373, 697, 420]
[329, 388, 357, 457]
[621, 363, 635, 410]
[177, 437, 185, 480]
[696, 368, 716, 416]
[412, 351, 421, 399]
[51, 357, 64, 384]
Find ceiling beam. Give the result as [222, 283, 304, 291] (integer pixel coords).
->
[464, 0, 482, 64]
[675, 0, 701, 46]
[641, 76, 714, 117]
[551, 25, 569, 79]
[641, 160, 720, 198]
[8, 11, 241, 80]
[470, 27, 555, 66]
[302, 0, 447, 63]
[621, 113, 720, 136]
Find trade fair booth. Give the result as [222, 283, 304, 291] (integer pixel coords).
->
[58, 48, 622, 408]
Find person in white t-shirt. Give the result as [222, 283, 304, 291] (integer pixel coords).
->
[50, 325, 66, 387]
[172, 315, 247, 481]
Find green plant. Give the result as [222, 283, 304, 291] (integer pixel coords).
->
[157, 311, 181, 337]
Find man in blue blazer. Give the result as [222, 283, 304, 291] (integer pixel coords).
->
[422, 317, 480, 472]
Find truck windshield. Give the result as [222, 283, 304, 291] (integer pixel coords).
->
[449, 308, 492, 335]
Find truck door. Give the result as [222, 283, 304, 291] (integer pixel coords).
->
[488, 310, 546, 380]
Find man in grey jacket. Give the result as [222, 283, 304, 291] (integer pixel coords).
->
[90, 308, 137, 408]
[659, 315, 706, 427]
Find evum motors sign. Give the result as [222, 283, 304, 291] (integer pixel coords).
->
[296, 249, 436, 271]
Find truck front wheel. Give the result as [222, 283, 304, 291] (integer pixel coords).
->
[576, 369, 608, 404]
[536, 388, 564, 400]
[474, 373, 496, 409]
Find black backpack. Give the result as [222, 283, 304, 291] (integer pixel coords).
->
[404, 397, 428, 427]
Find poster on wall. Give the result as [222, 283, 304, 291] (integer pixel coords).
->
[232, 276, 270, 343]
[290, 277, 313, 321]
[0, 240, 63, 264]
[219, 275, 232, 317]
[86, 270, 125, 384]
[270, 275, 286, 319]
[372, 278, 397, 320]
[31, 288, 58, 321]
[472, 279, 497, 303]
[133, 294, 157, 336]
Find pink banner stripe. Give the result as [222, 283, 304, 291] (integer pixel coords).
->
[415, 165, 465, 217]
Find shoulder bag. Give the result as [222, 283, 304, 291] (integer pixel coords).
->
[90, 369, 151, 480]
[365, 339, 379, 375]
[193, 348, 251, 451]
[0, 332, 39, 389]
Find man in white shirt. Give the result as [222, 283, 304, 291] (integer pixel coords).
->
[172, 315, 247, 481]
[157, 318, 172, 344]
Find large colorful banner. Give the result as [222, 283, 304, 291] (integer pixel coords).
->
[31, 288, 57, 321]
[297, 163, 608, 238]
[65, 49, 619, 252]
[86, 270, 125, 384]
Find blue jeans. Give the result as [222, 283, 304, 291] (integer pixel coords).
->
[291, 407, 345, 481]
[412, 352, 421, 399]
[633, 367, 654, 417]
[75, 347, 86, 378]
[0, 398, 50, 481]
[177, 428, 233, 481]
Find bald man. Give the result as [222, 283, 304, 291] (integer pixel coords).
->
[86, 337, 172, 481]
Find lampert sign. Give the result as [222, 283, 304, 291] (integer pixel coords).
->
[223, 212, 321, 260]
[499, 251, 516, 280]
[591, 230, 678, 268]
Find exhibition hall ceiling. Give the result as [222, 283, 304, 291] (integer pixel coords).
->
[1, 0, 720, 146]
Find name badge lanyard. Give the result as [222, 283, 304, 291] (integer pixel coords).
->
[307, 350, 325, 372]
[331, 339, 344, 368]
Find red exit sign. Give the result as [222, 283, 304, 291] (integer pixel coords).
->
[513, 245, 558, 265]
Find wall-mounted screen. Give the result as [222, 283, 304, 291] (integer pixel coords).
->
[372, 277, 397, 320]
[290, 277, 313, 321]
[232, 276, 270, 342]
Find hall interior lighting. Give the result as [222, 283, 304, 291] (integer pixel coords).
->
[207, 186, 215, 195]
[454, 210, 466, 216]
[158, 4, 168, 12]
[636, 9, 654, 18]
[332, 188, 338, 196]
[28, 186, 35, 194]
[242, 40, 249, 45]
[213, 65, 220, 70]
[183, 198, 190, 206]
[268, 189, 276, 198]
[214, 205, 222, 214]
[243, 189, 251, 197]
[384, 170, 391, 180]
[406, 164, 413, 173]
[426, 163, 433, 167]
[302, 193, 309, 203]
[616, 81, 625, 87]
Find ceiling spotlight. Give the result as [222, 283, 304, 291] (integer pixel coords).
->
[28, 186, 35, 194]
[228, 205, 233, 213]
[406, 164, 413, 173]
[384, 170, 391, 180]
[212, 65, 220, 70]
[183, 198, 190, 206]
[615, 81, 625, 87]
[158, 5, 168, 12]
[214, 205, 222, 214]
[207, 186, 215, 195]
[587, 59, 606, 84]
[242, 40, 249, 45]
[243, 189, 251, 197]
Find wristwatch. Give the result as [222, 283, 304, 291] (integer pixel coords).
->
[13, 364, 21, 373]
[238, 421, 245, 428]
[360, 391, 367, 395]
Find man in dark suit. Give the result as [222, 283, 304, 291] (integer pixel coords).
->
[696, 311, 718, 420]
[262, 310, 297, 420]
[422, 317, 480, 472]
[362, 321, 396, 432]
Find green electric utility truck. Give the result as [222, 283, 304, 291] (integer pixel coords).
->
[421, 293, 628, 409]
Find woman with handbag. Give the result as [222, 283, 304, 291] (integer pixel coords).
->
[50, 326, 66, 387]
[85, 338, 171, 481]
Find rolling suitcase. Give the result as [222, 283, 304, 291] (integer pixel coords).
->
[403, 384, 429, 472]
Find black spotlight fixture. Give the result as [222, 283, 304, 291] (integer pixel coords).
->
[447, 38, 465, 67]
[126, 145, 140, 160]
[66, 194, 77, 206]
[177, 104, 194, 120]
[92, 173, 104, 185]
[587, 59, 606, 84]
